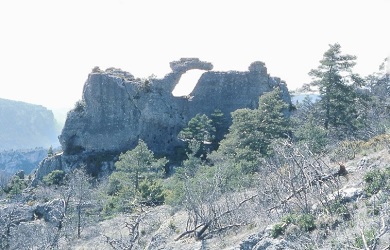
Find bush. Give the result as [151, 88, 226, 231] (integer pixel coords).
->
[271, 212, 316, 238]
[296, 213, 316, 232]
[271, 223, 286, 238]
[328, 199, 351, 220]
[354, 228, 375, 248]
[363, 168, 390, 196]
[92, 66, 102, 73]
[43, 170, 65, 186]
[74, 100, 86, 113]
[138, 179, 165, 206]
[4, 176, 27, 196]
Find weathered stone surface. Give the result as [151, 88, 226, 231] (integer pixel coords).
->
[32, 153, 63, 183]
[36, 58, 291, 179]
[238, 231, 294, 250]
[34, 199, 64, 225]
[0, 148, 48, 175]
[0, 203, 35, 224]
[170, 58, 213, 73]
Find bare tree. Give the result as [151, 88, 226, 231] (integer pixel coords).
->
[68, 167, 93, 239]
[175, 153, 257, 241]
[258, 140, 346, 216]
[103, 207, 148, 250]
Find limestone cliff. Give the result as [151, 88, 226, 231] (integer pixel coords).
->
[0, 98, 60, 150]
[35, 58, 291, 180]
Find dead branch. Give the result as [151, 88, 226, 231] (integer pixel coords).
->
[176, 194, 258, 241]
[266, 163, 346, 213]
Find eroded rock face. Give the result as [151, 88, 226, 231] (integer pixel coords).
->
[37, 58, 291, 178]
[170, 58, 213, 73]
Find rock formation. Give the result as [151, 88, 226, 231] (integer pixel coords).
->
[0, 148, 48, 175]
[34, 58, 291, 180]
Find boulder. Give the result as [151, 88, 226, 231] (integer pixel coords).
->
[34, 199, 64, 226]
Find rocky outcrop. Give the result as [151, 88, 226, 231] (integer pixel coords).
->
[36, 58, 291, 179]
[0, 148, 48, 175]
[170, 58, 213, 73]
[34, 199, 65, 226]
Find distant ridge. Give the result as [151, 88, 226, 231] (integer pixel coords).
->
[0, 98, 60, 150]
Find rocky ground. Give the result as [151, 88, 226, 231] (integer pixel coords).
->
[68, 148, 390, 249]
[1, 147, 390, 249]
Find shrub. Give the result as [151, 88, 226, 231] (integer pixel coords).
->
[92, 66, 102, 73]
[138, 179, 165, 206]
[4, 176, 27, 196]
[273, 212, 316, 237]
[354, 228, 375, 248]
[74, 100, 86, 113]
[363, 168, 390, 196]
[271, 223, 286, 238]
[43, 170, 65, 186]
[296, 213, 316, 232]
[328, 199, 351, 220]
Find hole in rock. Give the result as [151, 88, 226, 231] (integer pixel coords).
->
[172, 69, 206, 96]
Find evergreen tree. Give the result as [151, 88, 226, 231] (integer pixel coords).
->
[113, 139, 167, 191]
[179, 114, 215, 143]
[309, 43, 367, 137]
[291, 96, 328, 154]
[210, 109, 226, 144]
[179, 114, 216, 156]
[218, 87, 290, 173]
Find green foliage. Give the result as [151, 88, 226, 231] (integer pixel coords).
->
[309, 43, 368, 138]
[47, 146, 54, 157]
[163, 172, 185, 206]
[292, 96, 328, 154]
[210, 109, 226, 143]
[165, 150, 250, 207]
[106, 140, 168, 213]
[42, 170, 65, 186]
[102, 194, 135, 215]
[363, 167, 390, 196]
[281, 213, 297, 224]
[295, 122, 328, 154]
[296, 213, 316, 232]
[138, 179, 165, 206]
[354, 228, 376, 248]
[179, 114, 216, 156]
[218, 87, 290, 173]
[74, 100, 86, 113]
[5, 176, 27, 196]
[328, 199, 350, 220]
[271, 223, 286, 238]
[271, 213, 316, 238]
[113, 139, 168, 190]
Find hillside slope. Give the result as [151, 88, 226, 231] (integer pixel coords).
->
[0, 98, 60, 150]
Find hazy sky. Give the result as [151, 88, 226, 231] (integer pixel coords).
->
[0, 0, 389, 111]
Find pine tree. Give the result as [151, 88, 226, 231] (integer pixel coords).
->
[113, 140, 167, 190]
[309, 43, 366, 137]
[218, 87, 290, 173]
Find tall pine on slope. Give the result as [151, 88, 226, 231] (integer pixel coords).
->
[309, 43, 367, 138]
[218, 87, 290, 173]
